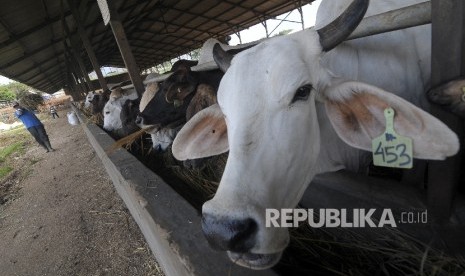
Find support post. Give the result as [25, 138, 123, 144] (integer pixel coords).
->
[260, 18, 269, 38]
[429, 0, 465, 221]
[297, 2, 305, 30]
[62, 17, 95, 94]
[68, 0, 108, 92]
[67, 51, 88, 97]
[64, 58, 80, 100]
[107, 2, 145, 96]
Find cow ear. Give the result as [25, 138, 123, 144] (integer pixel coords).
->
[172, 104, 228, 160]
[324, 81, 460, 160]
[166, 68, 197, 103]
[140, 82, 159, 112]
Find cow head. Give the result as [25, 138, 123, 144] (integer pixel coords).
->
[90, 90, 110, 115]
[172, 0, 459, 270]
[103, 99, 123, 131]
[150, 127, 179, 153]
[136, 61, 199, 129]
[85, 92, 94, 108]
[120, 99, 141, 136]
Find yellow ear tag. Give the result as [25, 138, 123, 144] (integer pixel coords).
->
[371, 108, 413, 169]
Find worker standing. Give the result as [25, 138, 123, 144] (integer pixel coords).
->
[13, 101, 55, 152]
[50, 105, 59, 119]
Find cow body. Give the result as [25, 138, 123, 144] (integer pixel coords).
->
[172, 0, 460, 270]
[318, 0, 431, 108]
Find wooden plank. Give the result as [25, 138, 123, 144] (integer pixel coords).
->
[429, 0, 465, 221]
[69, 0, 108, 92]
[107, 1, 145, 96]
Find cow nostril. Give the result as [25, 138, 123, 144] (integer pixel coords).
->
[135, 115, 143, 125]
[202, 214, 257, 253]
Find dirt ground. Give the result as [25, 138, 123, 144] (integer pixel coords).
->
[0, 107, 165, 276]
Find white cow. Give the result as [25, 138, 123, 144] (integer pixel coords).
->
[103, 87, 138, 131]
[84, 91, 95, 108]
[103, 74, 160, 135]
[172, 0, 460, 270]
[150, 127, 180, 152]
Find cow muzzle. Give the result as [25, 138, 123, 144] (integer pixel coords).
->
[135, 114, 145, 127]
[201, 213, 283, 269]
[227, 251, 282, 270]
[202, 214, 257, 253]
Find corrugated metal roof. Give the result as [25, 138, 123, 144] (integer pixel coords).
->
[0, 0, 313, 93]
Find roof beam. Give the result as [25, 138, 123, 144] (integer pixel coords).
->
[92, 0, 157, 62]
[0, 38, 64, 69]
[69, 0, 108, 91]
[107, 0, 145, 95]
[28, 65, 63, 83]
[17, 59, 60, 81]
[0, 12, 72, 49]
[0, 17, 57, 89]
[41, 0, 65, 79]
[31, 72, 64, 88]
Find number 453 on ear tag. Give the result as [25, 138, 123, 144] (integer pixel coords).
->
[372, 108, 413, 169]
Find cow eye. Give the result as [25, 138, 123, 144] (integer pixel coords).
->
[291, 84, 312, 104]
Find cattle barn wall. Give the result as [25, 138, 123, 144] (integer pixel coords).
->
[428, 0, 465, 221]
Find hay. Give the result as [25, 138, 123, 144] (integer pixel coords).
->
[106, 127, 155, 154]
[90, 113, 104, 126]
[163, 150, 225, 197]
[278, 218, 465, 275]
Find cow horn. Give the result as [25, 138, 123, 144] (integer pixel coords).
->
[213, 43, 233, 72]
[317, 0, 369, 52]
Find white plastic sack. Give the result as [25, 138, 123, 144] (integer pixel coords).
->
[67, 111, 80, 126]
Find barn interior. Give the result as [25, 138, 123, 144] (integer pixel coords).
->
[0, 0, 464, 275]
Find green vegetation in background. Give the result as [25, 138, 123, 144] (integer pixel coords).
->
[0, 86, 15, 101]
[0, 166, 12, 178]
[0, 127, 30, 180]
[0, 127, 29, 146]
[0, 81, 45, 110]
[0, 142, 24, 163]
[0, 82, 31, 101]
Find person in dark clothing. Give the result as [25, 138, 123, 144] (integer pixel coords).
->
[50, 105, 59, 119]
[13, 101, 55, 152]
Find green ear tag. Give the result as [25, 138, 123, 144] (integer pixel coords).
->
[173, 99, 183, 108]
[371, 108, 413, 169]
